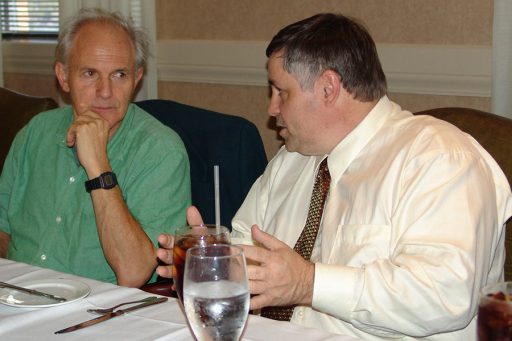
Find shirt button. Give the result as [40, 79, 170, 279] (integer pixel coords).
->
[40, 254, 47, 261]
[69, 176, 76, 183]
[56, 216, 62, 224]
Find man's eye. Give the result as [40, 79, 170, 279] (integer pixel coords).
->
[113, 71, 127, 79]
[271, 86, 281, 96]
[84, 70, 95, 77]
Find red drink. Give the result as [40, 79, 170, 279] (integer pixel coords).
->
[478, 282, 512, 341]
[172, 225, 230, 304]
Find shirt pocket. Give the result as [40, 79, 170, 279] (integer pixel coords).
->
[327, 224, 391, 267]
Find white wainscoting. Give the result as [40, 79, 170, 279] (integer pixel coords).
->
[3, 39, 491, 97]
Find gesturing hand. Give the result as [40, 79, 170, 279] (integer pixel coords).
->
[240, 225, 315, 310]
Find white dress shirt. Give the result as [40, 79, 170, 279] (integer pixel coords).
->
[232, 96, 512, 340]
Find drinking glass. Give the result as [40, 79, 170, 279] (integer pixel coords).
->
[478, 281, 512, 340]
[183, 244, 250, 341]
[172, 225, 230, 304]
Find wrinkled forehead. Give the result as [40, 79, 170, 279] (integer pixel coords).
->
[68, 21, 136, 63]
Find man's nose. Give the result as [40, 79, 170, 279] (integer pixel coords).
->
[97, 78, 113, 98]
[267, 97, 280, 117]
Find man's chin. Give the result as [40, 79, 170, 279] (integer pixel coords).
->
[283, 141, 298, 153]
[283, 141, 314, 156]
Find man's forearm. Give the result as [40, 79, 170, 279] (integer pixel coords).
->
[0, 230, 11, 258]
[90, 187, 157, 287]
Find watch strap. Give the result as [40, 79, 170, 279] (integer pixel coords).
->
[85, 172, 118, 193]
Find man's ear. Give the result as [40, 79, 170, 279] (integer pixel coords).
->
[55, 62, 70, 93]
[134, 67, 144, 87]
[318, 70, 341, 105]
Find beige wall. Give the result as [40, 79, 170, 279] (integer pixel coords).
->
[156, 0, 492, 158]
[157, 0, 491, 44]
[5, 0, 493, 159]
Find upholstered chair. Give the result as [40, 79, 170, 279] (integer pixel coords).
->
[414, 107, 512, 280]
[0, 87, 58, 171]
[136, 99, 268, 296]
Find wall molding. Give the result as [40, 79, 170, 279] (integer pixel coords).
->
[3, 39, 491, 97]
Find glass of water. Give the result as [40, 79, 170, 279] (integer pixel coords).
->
[183, 244, 250, 341]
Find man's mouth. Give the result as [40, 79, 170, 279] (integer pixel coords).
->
[91, 106, 116, 114]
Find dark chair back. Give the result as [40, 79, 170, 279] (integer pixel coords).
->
[0, 87, 58, 171]
[414, 107, 512, 280]
[136, 99, 268, 231]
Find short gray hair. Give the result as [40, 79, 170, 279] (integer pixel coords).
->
[266, 13, 387, 102]
[55, 7, 149, 71]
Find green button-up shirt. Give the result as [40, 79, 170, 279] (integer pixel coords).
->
[0, 104, 191, 284]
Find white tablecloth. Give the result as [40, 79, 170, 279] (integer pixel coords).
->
[0, 259, 358, 340]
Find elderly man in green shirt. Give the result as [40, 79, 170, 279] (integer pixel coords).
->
[0, 8, 191, 287]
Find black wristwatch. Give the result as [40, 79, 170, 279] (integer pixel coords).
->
[85, 172, 118, 193]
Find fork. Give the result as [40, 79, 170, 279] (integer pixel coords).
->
[87, 296, 159, 315]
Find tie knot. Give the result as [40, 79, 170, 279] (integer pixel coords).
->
[318, 158, 330, 182]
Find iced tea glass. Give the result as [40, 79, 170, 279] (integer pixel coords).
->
[172, 225, 230, 304]
[478, 281, 512, 340]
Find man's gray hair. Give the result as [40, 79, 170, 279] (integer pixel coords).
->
[55, 7, 149, 71]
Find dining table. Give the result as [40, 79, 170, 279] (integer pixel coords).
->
[0, 258, 359, 340]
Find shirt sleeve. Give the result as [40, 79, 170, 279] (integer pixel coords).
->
[313, 150, 507, 338]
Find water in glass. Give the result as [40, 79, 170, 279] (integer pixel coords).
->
[183, 244, 249, 341]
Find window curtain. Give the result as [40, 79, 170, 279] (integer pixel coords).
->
[58, 0, 157, 101]
[492, 0, 512, 118]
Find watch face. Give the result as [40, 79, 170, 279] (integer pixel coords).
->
[102, 174, 115, 187]
[99, 172, 117, 189]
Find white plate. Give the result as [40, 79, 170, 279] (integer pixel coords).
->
[0, 279, 90, 308]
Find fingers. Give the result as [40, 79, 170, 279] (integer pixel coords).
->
[158, 233, 173, 249]
[155, 233, 174, 278]
[187, 206, 204, 226]
[246, 263, 267, 282]
[156, 264, 173, 278]
[66, 128, 76, 147]
[156, 233, 174, 264]
[240, 244, 272, 265]
[156, 246, 173, 264]
[250, 293, 271, 311]
[251, 224, 286, 251]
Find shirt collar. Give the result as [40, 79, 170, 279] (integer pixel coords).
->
[327, 95, 396, 184]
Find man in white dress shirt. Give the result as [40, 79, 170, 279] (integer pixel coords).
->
[157, 13, 512, 340]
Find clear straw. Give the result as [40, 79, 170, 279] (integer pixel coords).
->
[214, 165, 220, 228]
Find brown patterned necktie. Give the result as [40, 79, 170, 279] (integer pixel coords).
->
[260, 158, 331, 321]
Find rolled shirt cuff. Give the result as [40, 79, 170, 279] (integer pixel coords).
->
[312, 262, 362, 319]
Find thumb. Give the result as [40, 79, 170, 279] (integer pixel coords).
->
[251, 224, 285, 251]
[66, 125, 76, 147]
[187, 206, 204, 226]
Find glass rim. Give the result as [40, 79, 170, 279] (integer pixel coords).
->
[480, 281, 512, 303]
[174, 224, 229, 235]
[186, 244, 244, 260]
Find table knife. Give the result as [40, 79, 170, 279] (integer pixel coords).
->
[0, 281, 67, 302]
[54, 296, 168, 334]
